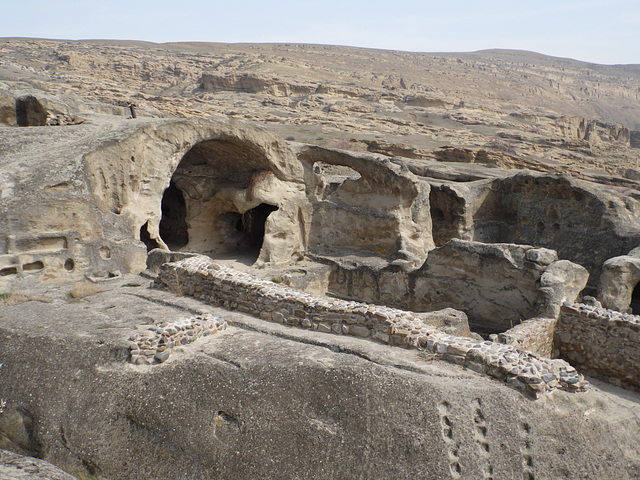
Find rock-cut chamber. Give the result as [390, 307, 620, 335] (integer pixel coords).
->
[157, 138, 281, 264]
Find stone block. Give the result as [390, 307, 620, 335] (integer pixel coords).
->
[349, 325, 370, 338]
[155, 350, 171, 363]
[317, 322, 332, 333]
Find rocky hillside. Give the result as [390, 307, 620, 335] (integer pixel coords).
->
[1, 38, 640, 182]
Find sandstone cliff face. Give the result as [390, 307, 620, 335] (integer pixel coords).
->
[323, 240, 588, 334]
[298, 145, 433, 267]
[412, 241, 588, 332]
[81, 117, 307, 267]
[201, 73, 318, 97]
[469, 173, 640, 281]
[2, 39, 640, 185]
[0, 116, 310, 291]
[416, 170, 640, 289]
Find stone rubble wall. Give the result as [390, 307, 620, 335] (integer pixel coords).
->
[155, 255, 588, 397]
[494, 317, 557, 358]
[129, 314, 228, 365]
[558, 303, 640, 391]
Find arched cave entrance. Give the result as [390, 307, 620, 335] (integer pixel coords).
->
[157, 137, 283, 265]
[207, 204, 279, 264]
[630, 282, 640, 315]
[159, 182, 188, 250]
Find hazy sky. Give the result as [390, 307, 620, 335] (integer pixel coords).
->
[2, 0, 639, 65]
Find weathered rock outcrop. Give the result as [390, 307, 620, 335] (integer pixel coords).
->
[0, 280, 637, 479]
[421, 171, 640, 287]
[298, 145, 433, 267]
[0, 116, 308, 291]
[0, 450, 75, 480]
[321, 240, 588, 334]
[413, 241, 588, 332]
[598, 246, 640, 313]
[201, 73, 318, 96]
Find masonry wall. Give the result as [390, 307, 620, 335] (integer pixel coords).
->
[156, 256, 469, 347]
[155, 255, 589, 397]
[495, 317, 557, 358]
[558, 303, 640, 391]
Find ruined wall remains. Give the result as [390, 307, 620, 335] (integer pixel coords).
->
[156, 256, 471, 343]
[558, 303, 640, 391]
[155, 255, 589, 397]
[470, 173, 640, 284]
[326, 240, 588, 334]
[494, 317, 557, 358]
[128, 313, 228, 365]
[298, 146, 434, 268]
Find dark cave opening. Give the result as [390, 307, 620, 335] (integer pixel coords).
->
[236, 203, 279, 253]
[140, 221, 160, 253]
[159, 182, 189, 251]
[631, 282, 640, 315]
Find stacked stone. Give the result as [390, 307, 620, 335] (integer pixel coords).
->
[418, 333, 587, 398]
[561, 302, 640, 325]
[155, 256, 589, 396]
[129, 313, 227, 365]
[156, 256, 441, 347]
[558, 303, 640, 391]
[494, 317, 557, 358]
[46, 114, 85, 126]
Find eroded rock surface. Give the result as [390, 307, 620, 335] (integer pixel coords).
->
[0, 450, 75, 480]
[413, 240, 588, 332]
[598, 254, 640, 313]
[0, 279, 638, 479]
[2, 39, 640, 479]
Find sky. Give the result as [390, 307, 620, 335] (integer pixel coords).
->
[2, 0, 639, 65]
